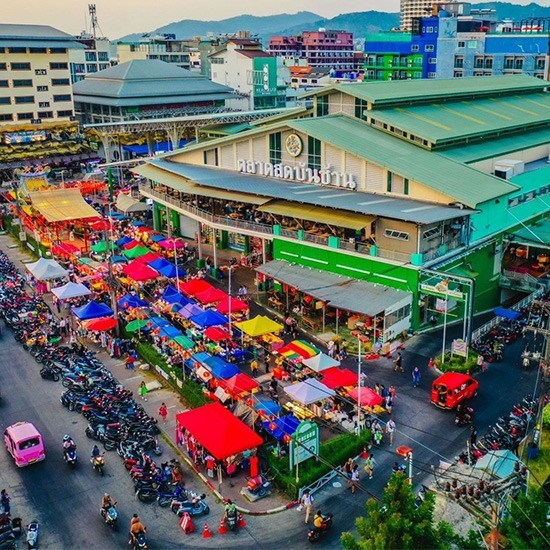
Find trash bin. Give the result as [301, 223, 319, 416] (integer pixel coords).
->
[211, 268, 218, 279]
[527, 442, 539, 460]
[196, 258, 205, 269]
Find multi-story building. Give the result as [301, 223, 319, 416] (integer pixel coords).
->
[209, 38, 288, 111]
[400, 0, 435, 30]
[269, 30, 356, 70]
[133, 75, 550, 345]
[69, 33, 115, 83]
[117, 35, 191, 70]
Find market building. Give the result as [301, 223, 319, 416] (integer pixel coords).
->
[133, 75, 550, 346]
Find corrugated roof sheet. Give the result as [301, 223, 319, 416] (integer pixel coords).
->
[0, 39, 84, 49]
[510, 217, 550, 248]
[143, 159, 473, 224]
[367, 92, 550, 144]
[286, 115, 517, 207]
[0, 24, 75, 39]
[74, 92, 235, 107]
[257, 260, 411, 316]
[301, 75, 546, 105]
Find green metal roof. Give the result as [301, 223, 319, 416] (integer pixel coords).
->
[287, 115, 518, 208]
[509, 165, 550, 190]
[301, 75, 547, 106]
[441, 127, 550, 164]
[510, 217, 550, 248]
[201, 122, 252, 136]
[367, 92, 550, 145]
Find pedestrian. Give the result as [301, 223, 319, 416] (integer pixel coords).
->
[476, 353, 485, 372]
[327, 340, 335, 358]
[470, 425, 477, 446]
[159, 402, 168, 424]
[139, 381, 148, 401]
[365, 454, 376, 479]
[125, 353, 135, 370]
[59, 317, 66, 337]
[301, 490, 314, 523]
[1, 490, 10, 515]
[386, 419, 396, 446]
[412, 366, 421, 387]
[351, 464, 360, 494]
[388, 384, 396, 399]
[385, 395, 393, 414]
[374, 383, 380, 395]
[250, 358, 258, 377]
[428, 357, 435, 369]
[393, 352, 404, 372]
[343, 457, 353, 489]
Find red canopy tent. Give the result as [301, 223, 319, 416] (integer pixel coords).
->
[179, 278, 212, 296]
[348, 387, 384, 407]
[216, 297, 249, 314]
[85, 317, 118, 331]
[203, 326, 232, 342]
[176, 402, 263, 460]
[122, 240, 139, 250]
[321, 367, 358, 389]
[134, 251, 161, 264]
[51, 242, 79, 257]
[122, 261, 159, 281]
[196, 287, 228, 304]
[219, 373, 259, 396]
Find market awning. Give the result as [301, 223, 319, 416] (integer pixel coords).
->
[219, 373, 259, 395]
[494, 307, 521, 321]
[348, 387, 384, 408]
[26, 257, 68, 281]
[284, 378, 335, 405]
[235, 315, 283, 337]
[51, 281, 91, 300]
[320, 367, 358, 389]
[72, 301, 114, 321]
[132, 164, 197, 194]
[257, 260, 412, 317]
[190, 184, 270, 206]
[179, 278, 213, 296]
[216, 297, 249, 314]
[258, 200, 375, 230]
[175, 402, 263, 460]
[190, 310, 228, 328]
[28, 188, 99, 222]
[302, 353, 340, 373]
[116, 193, 149, 214]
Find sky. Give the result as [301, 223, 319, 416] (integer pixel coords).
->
[1, 0, 544, 38]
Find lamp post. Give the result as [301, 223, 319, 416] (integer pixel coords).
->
[173, 238, 180, 289]
[356, 337, 362, 435]
[228, 265, 233, 335]
[441, 284, 449, 365]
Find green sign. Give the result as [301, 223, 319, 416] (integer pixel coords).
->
[289, 420, 319, 469]
[253, 57, 278, 97]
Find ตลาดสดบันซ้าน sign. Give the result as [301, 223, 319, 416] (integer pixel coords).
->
[237, 159, 358, 190]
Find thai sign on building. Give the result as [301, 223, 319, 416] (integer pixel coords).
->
[237, 159, 357, 190]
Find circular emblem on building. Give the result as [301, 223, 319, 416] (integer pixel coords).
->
[285, 134, 303, 157]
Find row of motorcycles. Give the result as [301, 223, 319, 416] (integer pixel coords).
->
[457, 395, 537, 465]
[470, 320, 524, 363]
[0, 250, 208, 547]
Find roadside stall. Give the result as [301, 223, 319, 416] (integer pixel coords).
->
[26, 257, 68, 282]
[179, 278, 213, 297]
[235, 315, 284, 357]
[72, 301, 114, 321]
[189, 310, 229, 329]
[283, 378, 336, 420]
[302, 352, 340, 373]
[215, 296, 249, 319]
[196, 287, 228, 305]
[219, 373, 259, 400]
[320, 367, 358, 390]
[348, 387, 386, 429]
[117, 293, 147, 310]
[51, 281, 91, 301]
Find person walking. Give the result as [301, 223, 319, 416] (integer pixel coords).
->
[301, 490, 314, 523]
[393, 352, 404, 372]
[159, 402, 168, 424]
[385, 394, 393, 415]
[412, 366, 421, 387]
[477, 353, 486, 373]
[1, 490, 10, 515]
[250, 358, 258, 377]
[365, 454, 376, 480]
[139, 381, 148, 401]
[350, 464, 360, 494]
[343, 458, 354, 489]
[125, 353, 135, 370]
[386, 419, 396, 446]
[470, 426, 478, 446]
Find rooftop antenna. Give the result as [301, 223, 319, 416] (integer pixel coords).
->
[88, 4, 105, 38]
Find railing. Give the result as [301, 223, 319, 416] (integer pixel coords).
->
[376, 248, 411, 263]
[500, 270, 549, 293]
[303, 233, 328, 246]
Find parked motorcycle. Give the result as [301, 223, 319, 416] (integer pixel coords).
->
[26, 520, 39, 549]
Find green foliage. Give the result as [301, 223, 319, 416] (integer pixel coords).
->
[437, 350, 478, 373]
[265, 429, 372, 499]
[500, 488, 550, 549]
[341, 473, 482, 550]
[543, 403, 550, 428]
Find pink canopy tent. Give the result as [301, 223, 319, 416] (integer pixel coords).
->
[122, 261, 159, 281]
[159, 238, 185, 250]
[348, 387, 384, 407]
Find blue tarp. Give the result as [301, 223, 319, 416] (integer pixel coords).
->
[72, 301, 114, 320]
[494, 307, 521, 321]
[262, 414, 300, 441]
[163, 285, 190, 306]
[150, 234, 167, 243]
[111, 255, 128, 263]
[132, 221, 146, 227]
[123, 139, 189, 156]
[159, 326, 183, 339]
[118, 293, 147, 310]
[253, 397, 281, 416]
[190, 310, 228, 328]
[192, 352, 211, 366]
[116, 236, 134, 246]
[151, 259, 187, 279]
[204, 356, 239, 379]
[148, 316, 171, 328]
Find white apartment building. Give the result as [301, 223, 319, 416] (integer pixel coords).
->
[400, 0, 434, 30]
[70, 34, 115, 83]
[117, 36, 191, 70]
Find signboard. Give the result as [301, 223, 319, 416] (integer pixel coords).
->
[4, 131, 46, 145]
[452, 339, 468, 357]
[253, 57, 278, 97]
[420, 282, 464, 300]
[289, 420, 319, 469]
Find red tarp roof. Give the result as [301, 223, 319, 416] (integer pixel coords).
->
[219, 373, 259, 395]
[176, 402, 263, 460]
[216, 296, 249, 314]
[134, 251, 161, 264]
[179, 278, 212, 296]
[203, 326, 232, 342]
[195, 287, 228, 304]
[321, 367, 358, 389]
[122, 261, 159, 281]
[348, 387, 384, 407]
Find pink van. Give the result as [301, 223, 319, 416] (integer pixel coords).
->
[4, 422, 45, 467]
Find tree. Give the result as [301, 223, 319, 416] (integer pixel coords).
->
[341, 473, 480, 550]
[500, 488, 550, 550]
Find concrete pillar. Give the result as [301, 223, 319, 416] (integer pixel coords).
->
[197, 224, 203, 260]
[146, 132, 155, 157]
[212, 228, 218, 269]
[100, 134, 112, 163]
[167, 126, 180, 151]
[262, 238, 267, 265]
[166, 206, 172, 237]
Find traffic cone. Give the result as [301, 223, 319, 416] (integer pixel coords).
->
[218, 517, 227, 535]
[238, 513, 246, 528]
[361, 446, 368, 459]
[203, 522, 212, 538]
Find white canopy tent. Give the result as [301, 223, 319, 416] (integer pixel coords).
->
[116, 193, 149, 214]
[284, 378, 335, 405]
[51, 281, 91, 300]
[302, 353, 340, 373]
[26, 257, 68, 281]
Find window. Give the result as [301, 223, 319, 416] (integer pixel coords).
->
[57, 109, 73, 117]
[35, 69, 47, 75]
[428, 58, 437, 64]
[15, 96, 34, 104]
[427, 72, 436, 78]
[514, 58, 524, 70]
[51, 78, 70, 86]
[385, 304, 411, 328]
[386, 171, 392, 192]
[53, 94, 71, 102]
[269, 132, 281, 165]
[37, 85, 48, 92]
[411, 45, 419, 52]
[11, 62, 31, 70]
[454, 71, 463, 77]
[354, 98, 368, 119]
[0, 97, 10, 104]
[210, 58, 224, 64]
[50, 47, 67, 54]
[384, 229, 409, 241]
[38, 101, 50, 108]
[454, 56, 464, 68]
[29, 47, 47, 54]
[13, 79, 32, 87]
[427, 27, 433, 33]
[85, 51, 97, 62]
[404, 178, 409, 195]
[17, 112, 33, 120]
[307, 136, 321, 171]
[425, 45, 434, 52]
[49, 62, 68, 70]
[458, 41, 465, 48]
[9, 47, 26, 54]
[316, 95, 329, 117]
[0, 114, 13, 121]
[38, 111, 53, 119]
[422, 227, 441, 240]
[0, 63, 6, 70]
[0, 80, 8, 87]
[484, 57, 493, 69]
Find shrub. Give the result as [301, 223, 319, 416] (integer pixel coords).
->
[437, 350, 478, 373]
[543, 403, 550, 428]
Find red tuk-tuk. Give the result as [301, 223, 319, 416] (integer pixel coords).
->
[431, 372, 478, 409]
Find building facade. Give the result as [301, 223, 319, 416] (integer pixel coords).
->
[133, 76, 550, 343]
[117, 35, 192, 70]
[400, 0, 435, 30]
[69, 34, 115, 83]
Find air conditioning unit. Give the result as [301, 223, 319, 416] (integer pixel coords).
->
[495, 159, 524, 176]
[494, 166, 514, 180]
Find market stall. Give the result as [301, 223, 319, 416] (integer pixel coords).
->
[51, 281, 91, 300]
[195, 287, 228, 305]
[117, 293, 147, 310]
[320, 367, 358, 390]
[283, 378, 335, 419]
[190, 310, 228, 328]
[216, 297, 249, 315]
[302, 352, 340, 373]
[179, 278, 213, 297]
[235, 315, 284, 337]
[219, 373, 259, 398]
[72, 301, 114, 321]
[26, 257, 68, 281]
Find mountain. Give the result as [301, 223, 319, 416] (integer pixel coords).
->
[117, 3, 549, 42]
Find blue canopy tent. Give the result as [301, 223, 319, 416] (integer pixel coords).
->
[262, 414, 300, 441]
[159, 326, 183, 339]
[118, 293, 147, 310]
[204, 356, 239, 379]
[150, 234, 167, 243]
[190, 310, 228, 328]
[148, 316, 171, 328]
[111, 255, 128, 264]
[253, 397, 281, 416]
[159, 263, 187, 279]
[162, 285, 190, 306]
[494, 308, 521, 321]
[132, 221, 146, 227]
[179, 303, 204, 319]
[116, 235, 134, 247]
[73, 301, 114, 321]
[149, 258, 172, 272]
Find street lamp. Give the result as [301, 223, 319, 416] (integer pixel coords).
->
[356, 336, 363, 435]
[172, 238, 181, 289]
